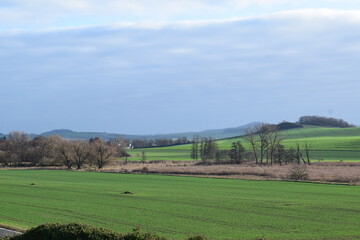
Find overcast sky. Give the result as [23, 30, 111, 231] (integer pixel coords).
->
[1, 1, 360, 134]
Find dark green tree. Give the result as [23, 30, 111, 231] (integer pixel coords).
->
[200, 138, 217, 162]
[190, 135, 200, 161]
[229, 141, 245, 164]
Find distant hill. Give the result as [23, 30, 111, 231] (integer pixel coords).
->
[42, 129, 76, 135]
[38, 122, 261, 140]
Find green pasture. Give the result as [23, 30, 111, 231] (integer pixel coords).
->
[1, 170, 360, 239]
[128, 126, 360, 162]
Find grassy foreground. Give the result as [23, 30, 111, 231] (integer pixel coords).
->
[1, 170, 360, 239]
[128, 126, 360, 162]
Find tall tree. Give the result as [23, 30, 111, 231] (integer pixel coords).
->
[57, 139, 74, 169]
[257, 124, 271, 165]
[200, 138, 218, 162]
[266, 125, 283, 165]
[7, 131, 29, 164]
[303, 143, 311, 165]
[72, 140, 91, 170]
[190, 135, 200, 161]
[229, 141, 245, 164]
[90, 139, 116, 169]
[242, 126, 259, 164]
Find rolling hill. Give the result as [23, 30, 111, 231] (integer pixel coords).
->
[128, 126, 360, 162]
[39, 122, 261, 140]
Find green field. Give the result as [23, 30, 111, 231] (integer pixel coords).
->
[1, 170, 360, 239]
[128, 126, 360, 162]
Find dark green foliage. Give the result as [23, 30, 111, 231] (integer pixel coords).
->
[215, 150, 229, 162]
[186, 235, 209, 240]
[199, 138, 218, 162]
[122, 227, 166, 240]
[9, 223, 123, 240]
[276, 121, 303, 131]
[229, 141, 245, 164]
[299, 115, 355, 128]
[2, 223, 207, 240]
[190, 135, 200, 161]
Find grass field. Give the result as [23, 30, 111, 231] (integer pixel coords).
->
[128, 126, 360, 162]
[1, 170, 360, 239]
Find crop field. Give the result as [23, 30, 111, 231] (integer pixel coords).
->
[1, 170, 360, 239]
[128, 127, 360, 162]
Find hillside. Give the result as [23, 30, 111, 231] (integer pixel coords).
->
[128, 126, 360, 162]
[38, 122, 261, 140]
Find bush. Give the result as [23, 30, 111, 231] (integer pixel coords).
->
[122, 227, 166, 240]
[187, 235, 209, 240]
[141, 167, 149, 173]
[289, 164, 309, 180]
[8, 223, 123, 240]
[3, 223, 210, 240]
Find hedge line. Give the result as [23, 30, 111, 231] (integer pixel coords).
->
[1, 223, 209, 240]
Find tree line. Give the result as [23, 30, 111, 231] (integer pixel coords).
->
[298, 115, 355, 128]
[190, 136, 246, 164]
[131, 137, 189, 148]
[0, 131, 128, 169]
[190, 124, 311, 165]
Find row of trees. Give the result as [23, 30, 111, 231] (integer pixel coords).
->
[190, 124, 311, 165]
[0, 132, 128, 169]
[191, 136, 246, 164]
[243, 124, 311, 165]
[299, 115, 355, 128]
[131, 137, 189, 148]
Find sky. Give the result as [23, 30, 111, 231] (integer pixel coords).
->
[1, 1, 360, 134]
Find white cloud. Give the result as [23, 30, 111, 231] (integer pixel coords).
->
[3, 0, 360, 30]
[1, 8, 360, 133]
[267, 8, 360, 22]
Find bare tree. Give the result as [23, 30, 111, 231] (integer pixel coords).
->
[242, 126, 259, 164]
[90, 139, 116, 169]
[72, 140, 91, 170]
[7, 131, 29, 164]
[30, 136, 60, 165]
[0, 150, 7, 166]
[243, 124, 286, 165]
[266, 126, 283, 165]
[57, 139, 74, 169]
[257, 124, 272, 165]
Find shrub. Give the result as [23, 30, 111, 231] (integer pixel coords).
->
[187, 235, 209, 240]
[289, 164, 309, 180]
[8, 223, 123, 240]
[122, 227, 166, 240]
[2, 223, 209, 240]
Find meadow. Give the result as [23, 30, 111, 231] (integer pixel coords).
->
[128, 126, 360, 162]
[1, 170, 360, 239]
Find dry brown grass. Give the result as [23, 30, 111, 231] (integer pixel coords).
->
[3, 161, 359, 185]
[102, 161, 360, 184]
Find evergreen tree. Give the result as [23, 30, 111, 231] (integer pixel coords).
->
[190, 135, 199, 161]
[229, 141, 245, 164]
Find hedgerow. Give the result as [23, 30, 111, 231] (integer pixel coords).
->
[1, 223, 209, 240]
